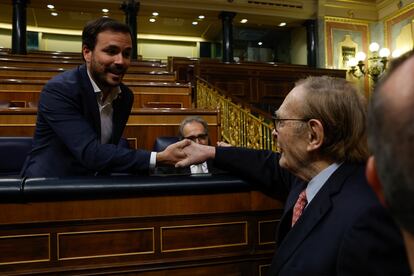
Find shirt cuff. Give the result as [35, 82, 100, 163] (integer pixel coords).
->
[149, 151, 157, 169]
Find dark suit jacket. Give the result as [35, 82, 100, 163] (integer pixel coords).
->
[214, 147, 410, 276]
[21, 65, 151, 177]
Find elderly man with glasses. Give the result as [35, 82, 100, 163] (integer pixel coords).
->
[176, 76, 410, 275]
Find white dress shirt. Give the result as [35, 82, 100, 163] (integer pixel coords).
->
[87, 70, 157, 169]
[190, 162, 209, 174]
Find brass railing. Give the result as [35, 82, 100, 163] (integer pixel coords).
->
[196, 79, 277, 151]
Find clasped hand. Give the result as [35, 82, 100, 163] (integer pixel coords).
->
[159, 139, 215, 167]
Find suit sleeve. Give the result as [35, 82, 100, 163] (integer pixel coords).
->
[337, 205, 410, 276]
[214, 147, 295, 199]
[38, 79, 151, 173]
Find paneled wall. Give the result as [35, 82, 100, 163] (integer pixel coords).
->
[0, 176, 283, 275]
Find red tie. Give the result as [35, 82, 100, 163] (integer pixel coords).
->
[292, 189, 308, 226]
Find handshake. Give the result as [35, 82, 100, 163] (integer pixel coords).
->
[155, 139, 231, 168]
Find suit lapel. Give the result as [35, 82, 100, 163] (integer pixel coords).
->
[112, 97, 122, 144]
[272, 163, 359, 274]
[78, 65, 101, 138]
[112, 84, 131, 144]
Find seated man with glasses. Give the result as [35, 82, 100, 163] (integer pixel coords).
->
[179, 116, 211, 174]
[176, 76, 410, 275]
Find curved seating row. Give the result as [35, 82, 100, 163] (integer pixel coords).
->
[0, 174, 251, 203]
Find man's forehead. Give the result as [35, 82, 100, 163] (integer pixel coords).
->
[276, 85, 304, 115]
[96, 30, 132, 44]
[382, 55, 414, 111]
[184, 121, 204, 129]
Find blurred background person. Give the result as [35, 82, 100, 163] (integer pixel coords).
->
[367, 49, 414, 272]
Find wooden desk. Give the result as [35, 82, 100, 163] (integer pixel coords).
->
[0, 80, 191, 108]
[0, 107, 220, 150]
[0, 175, 282, 275]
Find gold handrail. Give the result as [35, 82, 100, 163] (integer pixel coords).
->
[197, 79, 277, 151]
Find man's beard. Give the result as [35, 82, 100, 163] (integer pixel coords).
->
[91, 62, 127, 88]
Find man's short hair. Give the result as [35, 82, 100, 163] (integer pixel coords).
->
[82, 17, 132, 52]
[368, 50, 414, 234]
[178, 116, 209, 139]
[296, 76, 369, 163]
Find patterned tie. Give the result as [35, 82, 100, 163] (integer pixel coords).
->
[292, 189, 308, 226]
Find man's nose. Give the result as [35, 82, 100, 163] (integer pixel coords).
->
[272, 129, 278, 138]
[114, 53, 127, 64]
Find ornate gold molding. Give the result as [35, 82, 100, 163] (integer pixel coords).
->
[197, 80, 276, 151]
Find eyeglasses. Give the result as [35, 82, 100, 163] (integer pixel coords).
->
[184, 133, 208, 142]
[272, 117, 308, 130]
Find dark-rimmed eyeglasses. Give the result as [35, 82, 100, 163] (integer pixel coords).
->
[184, 133, 208, 142]
[272, 117, 308, 130]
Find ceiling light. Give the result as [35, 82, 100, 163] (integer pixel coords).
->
[102, 8, 109, 13]
[240, 19, 248, 24]
[258, 42, 263, 46]
[279, 22, 287, 27]
[47, 4, 54, 9]
[152, 12, 159, 16]
[51, 12, 58, 16]
[198, 15, 205, 19]
[192, 21, 198, 25]
[149, 18, 156, 23]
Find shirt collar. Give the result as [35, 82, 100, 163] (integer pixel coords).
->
[306, 162, 341, 204]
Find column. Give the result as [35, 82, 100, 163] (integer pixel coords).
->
[219, 11, 236, 63]
[121, 0, 139, 60]
[11, 0, 28, 54]
[305, 19, 318, 68]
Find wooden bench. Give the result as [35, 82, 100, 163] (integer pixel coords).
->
[0, 78, 191, 108]
[0, 107, 219, 150]
[0, 57, 168, 72]
[0, 66, 176, 82]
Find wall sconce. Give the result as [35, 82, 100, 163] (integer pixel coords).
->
[348, 42, 391, 83]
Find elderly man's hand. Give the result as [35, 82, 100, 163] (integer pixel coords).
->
[156, 139, 191, 166]
[217, 141, 232, 147]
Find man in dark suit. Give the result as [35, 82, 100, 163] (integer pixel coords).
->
[21, 17, 186, 177]
[176, 76, 410, 275]
[367, 50, 414, 272]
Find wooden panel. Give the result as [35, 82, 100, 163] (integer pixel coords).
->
[0, 90, 40, 107]
[258, 220, 278, 245]
[0, 108, 220, 150]
[0, 234, 50, 265]
[58, 228, 154, 260]
[170, 57, 346, 111]
[161, 221, 247, 252]
[0, 68, 175, 82]
[133, 92, 191, 108]
[0, 81, 191, 109]
[0, 166, 280, 275]
[260, 264, 271, 276]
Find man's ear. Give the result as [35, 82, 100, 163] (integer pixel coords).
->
[82, 46, 91, 63]
[366, 156, 387, 206]
[306, 119, 324, 151]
